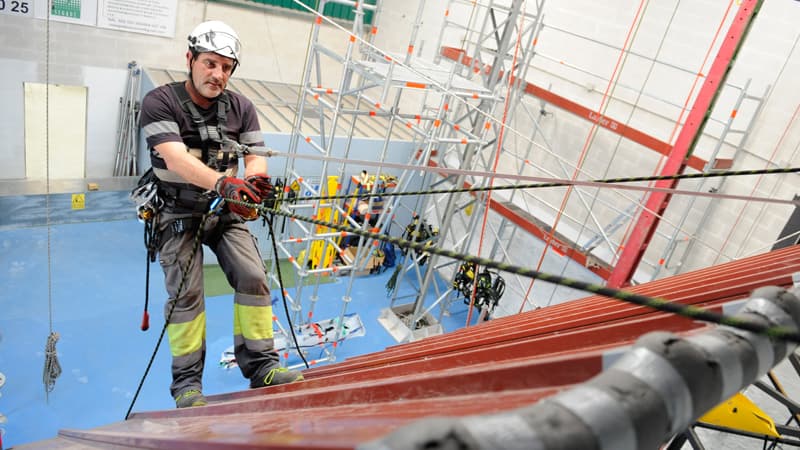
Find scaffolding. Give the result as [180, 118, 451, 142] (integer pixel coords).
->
[423, 0, 771, 308]
[268, 0, 500, 360]
[266, 0, 788, 363]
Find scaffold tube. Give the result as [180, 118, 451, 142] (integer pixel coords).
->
[358, 285, 800, 450]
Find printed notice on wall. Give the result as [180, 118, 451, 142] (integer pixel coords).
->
[97, 0, 176, 38]
[0, 0, 34, 18]
[30, 0, 98, 25]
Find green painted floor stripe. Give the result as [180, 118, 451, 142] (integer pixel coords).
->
[203, 259, 334, 297]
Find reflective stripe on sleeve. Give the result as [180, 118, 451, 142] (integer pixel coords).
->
[239, 130, 264, 145]
[143, 120, 180, 138]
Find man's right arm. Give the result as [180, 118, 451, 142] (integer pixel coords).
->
[155, 141, 223, 191]
[142, 87, 223, 192]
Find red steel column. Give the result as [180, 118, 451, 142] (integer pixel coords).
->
[607, 0, 763, 287]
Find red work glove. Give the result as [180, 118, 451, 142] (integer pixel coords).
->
[215, 176, 261, 220]
[246, 174, 277, 209]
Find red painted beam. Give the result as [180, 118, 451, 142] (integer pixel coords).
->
[208, 310, 708, 407]
[132, 351, 604, 421]
[490, 200, 612, 278]
[34, 246, 797, 449]
[426, 159, 614, 279]
[62, 387, 567, 449]
[308, 245, 799, 376]
[383, 244, 799, 349]
[439, 46, 712, 172]
[607, 0, 763, 287]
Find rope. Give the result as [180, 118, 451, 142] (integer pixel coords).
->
[520, 0, 649, 314]
[237, 200, 800, 343]
[42, 0, 61, 401]
[43, 332, 61, 395]
[126, 205, 218, 419]
[264, 214, 309, 369]
[232, 137, 799, 206]
[272, 166, 800, 204]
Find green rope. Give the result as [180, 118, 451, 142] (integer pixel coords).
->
[288, 166, 800, 202]
[232, 199, 800, 343]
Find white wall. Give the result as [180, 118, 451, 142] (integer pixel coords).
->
[0, 0, 351, 182]
[394, 0, 800, 276]
[0, 0, 798, 274]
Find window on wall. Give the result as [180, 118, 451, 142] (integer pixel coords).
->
[243, 0, 377, 24]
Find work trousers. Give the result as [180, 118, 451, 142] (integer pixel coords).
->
[158, 212, 280, 398]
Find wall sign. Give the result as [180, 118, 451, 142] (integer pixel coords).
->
[97, 0, 177, 37]
[3, 0, 176, 38]
[0, 0, 33, 17]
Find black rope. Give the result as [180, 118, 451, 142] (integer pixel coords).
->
[233, 199, 800, 344]
[126, 207, 217, 420]
[292, 166, 800, 203]
[264, 213, 310, 369]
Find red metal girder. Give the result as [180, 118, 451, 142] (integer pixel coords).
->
[132, 352, 604, 421]
[342, 244, 798, 350]
[62, 387, 566, 450]
[425, 159, 613, 279]
[490, 199, 613, 277]
[39, 247, 796, 449]
[307, 246, 799, 376]
[211, 311, 708, 406]
[607, 0, 763, 288]
[439, 46, 710, 172]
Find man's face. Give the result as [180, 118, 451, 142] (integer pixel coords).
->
[187, 51, 235, 99]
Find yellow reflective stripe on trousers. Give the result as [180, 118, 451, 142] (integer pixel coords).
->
[234, 303, 274, 340]
[167, 311, 206, 357]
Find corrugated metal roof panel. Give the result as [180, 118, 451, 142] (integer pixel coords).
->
[19, 245, 800, 449]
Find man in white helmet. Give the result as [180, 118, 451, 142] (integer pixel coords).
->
[139, 20, 303, 409]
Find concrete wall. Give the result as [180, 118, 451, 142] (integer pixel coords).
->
[0, 0, 351, 183]
[416, 0, 800, 277]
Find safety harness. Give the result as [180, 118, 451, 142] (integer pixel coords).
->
[168, 80, 234, 172]
[131, 82, 241, 330]
[453, 262, 506, 320]
[147, 81, 238, 217]
[401, 216, 437, 265]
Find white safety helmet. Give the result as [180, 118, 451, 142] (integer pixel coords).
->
[188, 20, 242, 66]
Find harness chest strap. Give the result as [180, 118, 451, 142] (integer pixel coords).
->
[168, 81, 234, 171]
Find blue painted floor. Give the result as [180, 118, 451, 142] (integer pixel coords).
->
[0, 218, 478, 448]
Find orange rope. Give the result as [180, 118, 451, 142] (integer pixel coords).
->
[613, 0, 736, 267]
[518, 0, 648, 313]
[466, 7, 527, 327]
